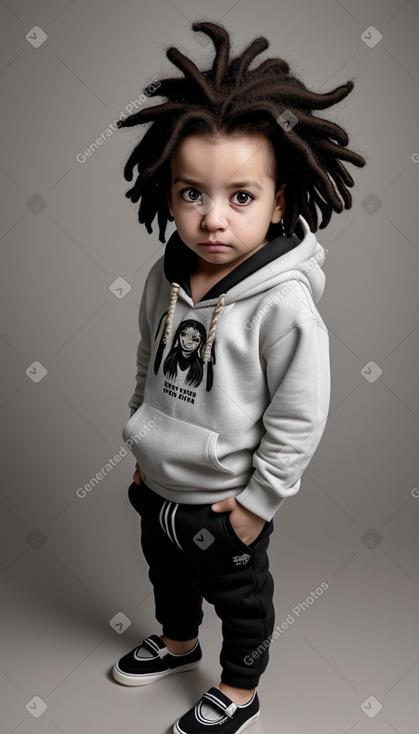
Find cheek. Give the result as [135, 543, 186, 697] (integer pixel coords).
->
[177, 208, 201, 231]
[239, 212, 260, 230]
[250, 202, 274, 226]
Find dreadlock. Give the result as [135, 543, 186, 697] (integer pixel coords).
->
[117, 20, 366, 242]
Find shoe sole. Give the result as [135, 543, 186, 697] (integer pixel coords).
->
[112, 659, 202, 686]
[172, 711, 259, 734]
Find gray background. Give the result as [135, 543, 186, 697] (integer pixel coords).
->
[1, 0, 418, 732]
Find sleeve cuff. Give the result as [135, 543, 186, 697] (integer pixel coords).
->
[235, 475, 290, 521]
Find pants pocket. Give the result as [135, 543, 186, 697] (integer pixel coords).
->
[221, 512, 256, 556]
[248, 518, 274, 549]
[222, 512, 274, 552]
[128, 480, 160, 517]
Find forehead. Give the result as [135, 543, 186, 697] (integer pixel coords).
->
[169, 132, 274, 184]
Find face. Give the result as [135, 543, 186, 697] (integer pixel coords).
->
[166, 132, 286, 276]
[179, 326, 201, 353]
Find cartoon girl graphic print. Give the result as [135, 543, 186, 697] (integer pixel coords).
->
[164, 319, 206, 387]
[154, 318, 216, 392]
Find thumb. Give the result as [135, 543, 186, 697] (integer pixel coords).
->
[211, 497, 235, 513]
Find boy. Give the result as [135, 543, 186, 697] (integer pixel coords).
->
[112, 20, 366, 734]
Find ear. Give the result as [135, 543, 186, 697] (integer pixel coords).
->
[270, 182, 287, 224]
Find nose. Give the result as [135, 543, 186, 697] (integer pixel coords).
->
[200, 194, 227, 231]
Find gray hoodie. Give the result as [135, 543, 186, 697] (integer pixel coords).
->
[122, 214, 330, 521]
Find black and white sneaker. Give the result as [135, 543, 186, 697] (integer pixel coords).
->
[112, 634, 202, 686]
[173, 687, 260, 734]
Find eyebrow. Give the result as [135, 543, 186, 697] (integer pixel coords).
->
[172, 176, 264, 191]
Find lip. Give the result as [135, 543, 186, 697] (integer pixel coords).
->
[198, 241, 230, 251]
[199, 244, 230, 252]
[198, 241, 229, 246]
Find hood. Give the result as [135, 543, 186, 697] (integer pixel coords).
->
[160, 214, 326, 364]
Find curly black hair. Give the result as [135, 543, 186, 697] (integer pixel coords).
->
[116, 20, 366, 242]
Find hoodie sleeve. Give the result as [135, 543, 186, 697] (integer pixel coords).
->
[128, 283, 152, 418]
[235, 317, 331, 521]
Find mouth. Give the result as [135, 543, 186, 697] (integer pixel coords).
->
[198, 241, 230, 250]
[198, 240, 230, 251]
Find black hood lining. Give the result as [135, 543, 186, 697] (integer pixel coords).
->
[163, 219, 303, 302]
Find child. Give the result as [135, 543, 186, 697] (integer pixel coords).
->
[112, 20, 366, 734]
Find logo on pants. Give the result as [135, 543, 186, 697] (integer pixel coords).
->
[233, 553, 251, 566]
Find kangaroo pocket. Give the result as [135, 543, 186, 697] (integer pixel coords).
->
[122, 402, 235, 488]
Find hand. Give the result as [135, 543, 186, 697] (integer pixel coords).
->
[211, 496, 266, 546]
[133, 462, 144, 485]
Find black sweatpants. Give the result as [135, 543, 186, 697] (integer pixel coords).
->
[128, 481, 275, 689]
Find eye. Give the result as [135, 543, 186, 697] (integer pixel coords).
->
[233, 191, 253, 206]
[181, 187, 202, 203]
